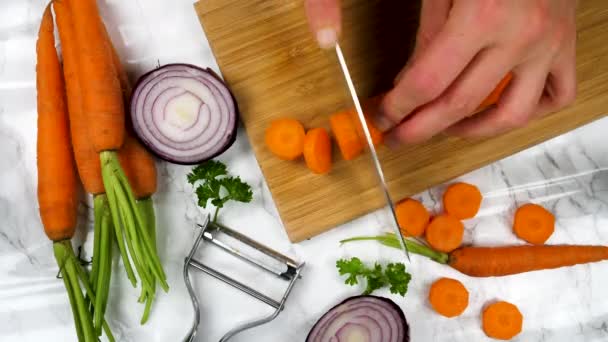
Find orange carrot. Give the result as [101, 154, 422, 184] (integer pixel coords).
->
[395, 198, 430, 237]
[513, 203, 555, 245]
[482, 301, 523, 340]
[428, 278, 469, 318]
[67, 0, 124, 152]
[348, 109, 384, 146]
[474, 72, 513, 114]
[36, 4, 78, 242]
[330, 111, 364, 160]
[449, 245, 608, 277]
[425, 215, 464, 253]
[100, 23, 131, 102]
[343, 235, 608, 277]
[443, 182, 483, 220]
[303, 128, 332, 174]
[119, 136, 158, 199]
[37, 7, 110, 340]
[265, 118, 306, 160]
[54, 0, 104, 195]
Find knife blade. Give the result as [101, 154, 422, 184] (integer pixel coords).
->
[334, 43, 410, 261]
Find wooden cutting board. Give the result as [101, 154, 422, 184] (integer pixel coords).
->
[195, 0, 608, 242]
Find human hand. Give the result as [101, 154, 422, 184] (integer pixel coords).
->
[304, 0, 578, 146]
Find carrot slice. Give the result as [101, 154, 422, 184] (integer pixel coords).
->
[513, 203, 555, 245]
[482, 301, 523, 340]
[395, 198, 430, 237]
[443, 182, 483, 219]
[348, 109, 384, 147]
[329, 111, 364, 160]
[425, 215, 464, 253]
[428, 278, 469, 318]
[303, 128, 332, 174]
[265, 118, 306, 160]
[474, 72, 513, 114]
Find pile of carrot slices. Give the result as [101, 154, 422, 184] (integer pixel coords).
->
[264, 96, 384, 174]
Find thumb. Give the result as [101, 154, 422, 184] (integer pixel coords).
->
[305, 0, 341, 49]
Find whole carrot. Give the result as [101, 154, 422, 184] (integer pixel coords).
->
[36, 6, 114, 341]
[449, 245, 608, 277]
[53, 1, 119, 335]
[341, 234, 608, 277]
[62, 0, 168, 310]
[36, 4, 77, 242]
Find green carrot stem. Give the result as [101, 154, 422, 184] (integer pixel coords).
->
[101, 156, 137, 287]
[90, 194, 104, 291]
[54, 241, 85, 342]
[72, 247, 116, 342]
[60, 242, 96, 342]
[93, 199, 112, 335]
[114, 181, 153, 295]
[340, 233, 450, 264]
[116, 170, 168, 287]
[138, 198, 157, 324]
[99, 211, 113, 329]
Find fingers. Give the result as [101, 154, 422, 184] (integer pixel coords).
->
[304, 0, 341, 49]
[538, 35, 577, 114]
[394, 0, 453, 85]
[375, 8, 485, 131]
[445, 62, 551, 138]
[385, 48, 514, 145]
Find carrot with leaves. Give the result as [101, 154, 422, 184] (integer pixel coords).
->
[53, 1, 115, 335]
[36, 6, 114, 341]
[56, 0, 167, 326]
[341, 233, 608, 277]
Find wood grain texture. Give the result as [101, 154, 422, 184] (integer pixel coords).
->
[195, 0, 608, 242]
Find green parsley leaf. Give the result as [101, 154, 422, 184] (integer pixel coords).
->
[385, 263, 411, 296]
[187, 160, 227, 185]
[222, 176, 253, 204]
[337, 257, 364, 285]
[188, 160, 253, 222]
[336, 257, 411, 297]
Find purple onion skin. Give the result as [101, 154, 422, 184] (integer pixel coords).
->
[306, 295, 410, 342]
[129, 63, 239, 165]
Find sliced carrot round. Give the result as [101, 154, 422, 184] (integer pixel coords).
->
[425, 214, 464, 253]
[513, 203, 555, 245]
[396, 198, 430, 237]
[303, 128, 332, 174]
[482, 301, 523, 340]
[443, 182, 483, 219]
[329, 111, 363, 160]
[264, 118, 306, 160]
[428, 277, 469, 318]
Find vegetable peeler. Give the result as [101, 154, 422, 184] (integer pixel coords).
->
[183, 215, 305, 341]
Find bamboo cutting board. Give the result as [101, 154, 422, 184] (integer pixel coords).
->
[195, 0, 608, 242]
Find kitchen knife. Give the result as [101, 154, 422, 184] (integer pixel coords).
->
[334, 43, 410, 261]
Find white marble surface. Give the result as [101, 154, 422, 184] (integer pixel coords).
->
[1, 0, 608, 341]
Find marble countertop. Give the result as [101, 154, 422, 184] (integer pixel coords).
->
[2, 0, 608, 341]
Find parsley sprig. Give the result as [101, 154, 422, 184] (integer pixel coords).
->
[187, 160, 253, 222]
[336, 257, 411, 296]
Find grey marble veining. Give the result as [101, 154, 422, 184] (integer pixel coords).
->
[1, 0, 608, 341]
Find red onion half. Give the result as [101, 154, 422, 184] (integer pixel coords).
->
[130, 64, 237, 164]
[306, 295, 409, 342]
